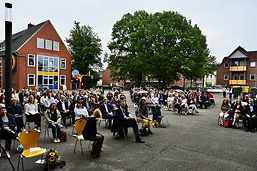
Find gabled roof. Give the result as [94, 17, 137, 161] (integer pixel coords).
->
[0, 20, 49, 55]
[227, 46, 248, 58]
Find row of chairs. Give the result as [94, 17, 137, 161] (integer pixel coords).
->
[0, 118, 91, 171]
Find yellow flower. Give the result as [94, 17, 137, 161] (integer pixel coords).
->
[49, 152, 56, 157]
[48, 157, 55, 162]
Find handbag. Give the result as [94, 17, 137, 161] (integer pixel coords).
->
[59, 130, 67, 142]
[223, 120, 229, 127]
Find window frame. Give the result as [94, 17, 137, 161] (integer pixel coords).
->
[37, 38, 44, 49]
[45, 39, 52, 50]
[224, 74, 229, 80]
[60, 75, 66, 86]
[27, 74, 35, 86]
[250, 62, 256, 68]
[53, 41, 60, 51]
[250, 74, 255, 81]
[27, 54, 35, 67]
[60, 58, 66, 69]
[224, 63, 229, 68]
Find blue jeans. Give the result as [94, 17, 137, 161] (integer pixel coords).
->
[48, 123, 60, 139]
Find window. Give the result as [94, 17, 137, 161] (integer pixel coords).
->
[60, 58, 66, 69]
[250, 74, 255, 81]
[37, 38, 44, 49]
[45, 40, 52, 50]
[37, 55, 59, 89]
[250, 62, 256, 68]
[210, 75, 212, 78]
[224, 63, 229, 68]
[53, 41, 59, 51]
[27, 74, 35, 86]
[27, 54, 35, 67]
[233, 74, 238, 80]
[60, 75, 66, 86]
[224, 74, 229, 80]
[239, 74, 244, 80]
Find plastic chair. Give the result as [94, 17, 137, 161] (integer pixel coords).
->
[73, 119, 91, 157]
[17, 129, 46, 171]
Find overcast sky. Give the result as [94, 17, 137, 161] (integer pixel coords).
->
[1, 0, 257, 64]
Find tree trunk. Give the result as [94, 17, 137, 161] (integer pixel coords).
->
[202, 76, 205, 88]
[136, 73, 143, 87]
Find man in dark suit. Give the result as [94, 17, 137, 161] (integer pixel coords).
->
[113, 100, 145, 143]
[99, 98, 114, 129]
[57, 96, 70, 127]
[243, 99, 257, 132]
[173, 95, 182, 114]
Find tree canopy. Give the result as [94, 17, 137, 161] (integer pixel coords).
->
[66, 21, 102, 88]
[108, 10, 216, 87]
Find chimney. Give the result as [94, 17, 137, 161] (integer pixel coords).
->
[28, 23, 34, 29]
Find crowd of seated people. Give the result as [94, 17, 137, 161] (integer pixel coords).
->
[130, 88, 215, 115]
[219, 94, 257, 132]
[0, 87, 148, 159]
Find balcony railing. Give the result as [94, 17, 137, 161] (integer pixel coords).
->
[229, 66, 247, 71]
[229, 80, 246, 85]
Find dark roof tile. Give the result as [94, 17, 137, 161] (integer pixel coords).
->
[0, 20, 49, 55]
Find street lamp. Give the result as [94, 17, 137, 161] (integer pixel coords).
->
[5, 3, 12, 108]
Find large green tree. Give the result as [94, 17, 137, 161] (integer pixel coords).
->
[108, 11, 216, 87]
[108, 11, 152, 86]
[66, 21, 102, 88]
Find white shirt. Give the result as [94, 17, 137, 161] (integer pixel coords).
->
[61, 101, 67, 111]
[24, 103, 38, 115]
[44, 97, 55, 108]
[151, 97, 159, 104]
[74, 107, 89, 120]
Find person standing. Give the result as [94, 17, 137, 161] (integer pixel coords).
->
[222, 86, 227, 98]
[229, 87, 234, 100]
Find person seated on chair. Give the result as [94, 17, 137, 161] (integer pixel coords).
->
[24, 95, 41, 131]
[173, 95, 182, 114]
[243, 99, 257, 132]
[231, 99, 243, 128]
[137, 97, 153, 135]
[0, 106, 17, 158]
[181, 96, 189, 115]
[199, 92, 211, 109]
[187, 95, 198, 114]
[74, 100, 89, 121]
[7, 98, 24, 133]
[114, 100, 145, 143]
[44, 103, 62, 143]
[167, 93, 175, 111]
[57, 95, 70, 127]
[219, 99, 231, 125]
[82, 109, 104, 158]
[99, 98, 114, 129]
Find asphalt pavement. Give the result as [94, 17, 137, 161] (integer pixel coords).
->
[1, 92, 257, 171]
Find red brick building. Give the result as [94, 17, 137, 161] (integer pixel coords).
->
[216, 46, 257, 87]
[0, 20, 72, 90]
[102, 68, 125, 86]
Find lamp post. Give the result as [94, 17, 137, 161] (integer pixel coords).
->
[5, 3, 12, 108]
